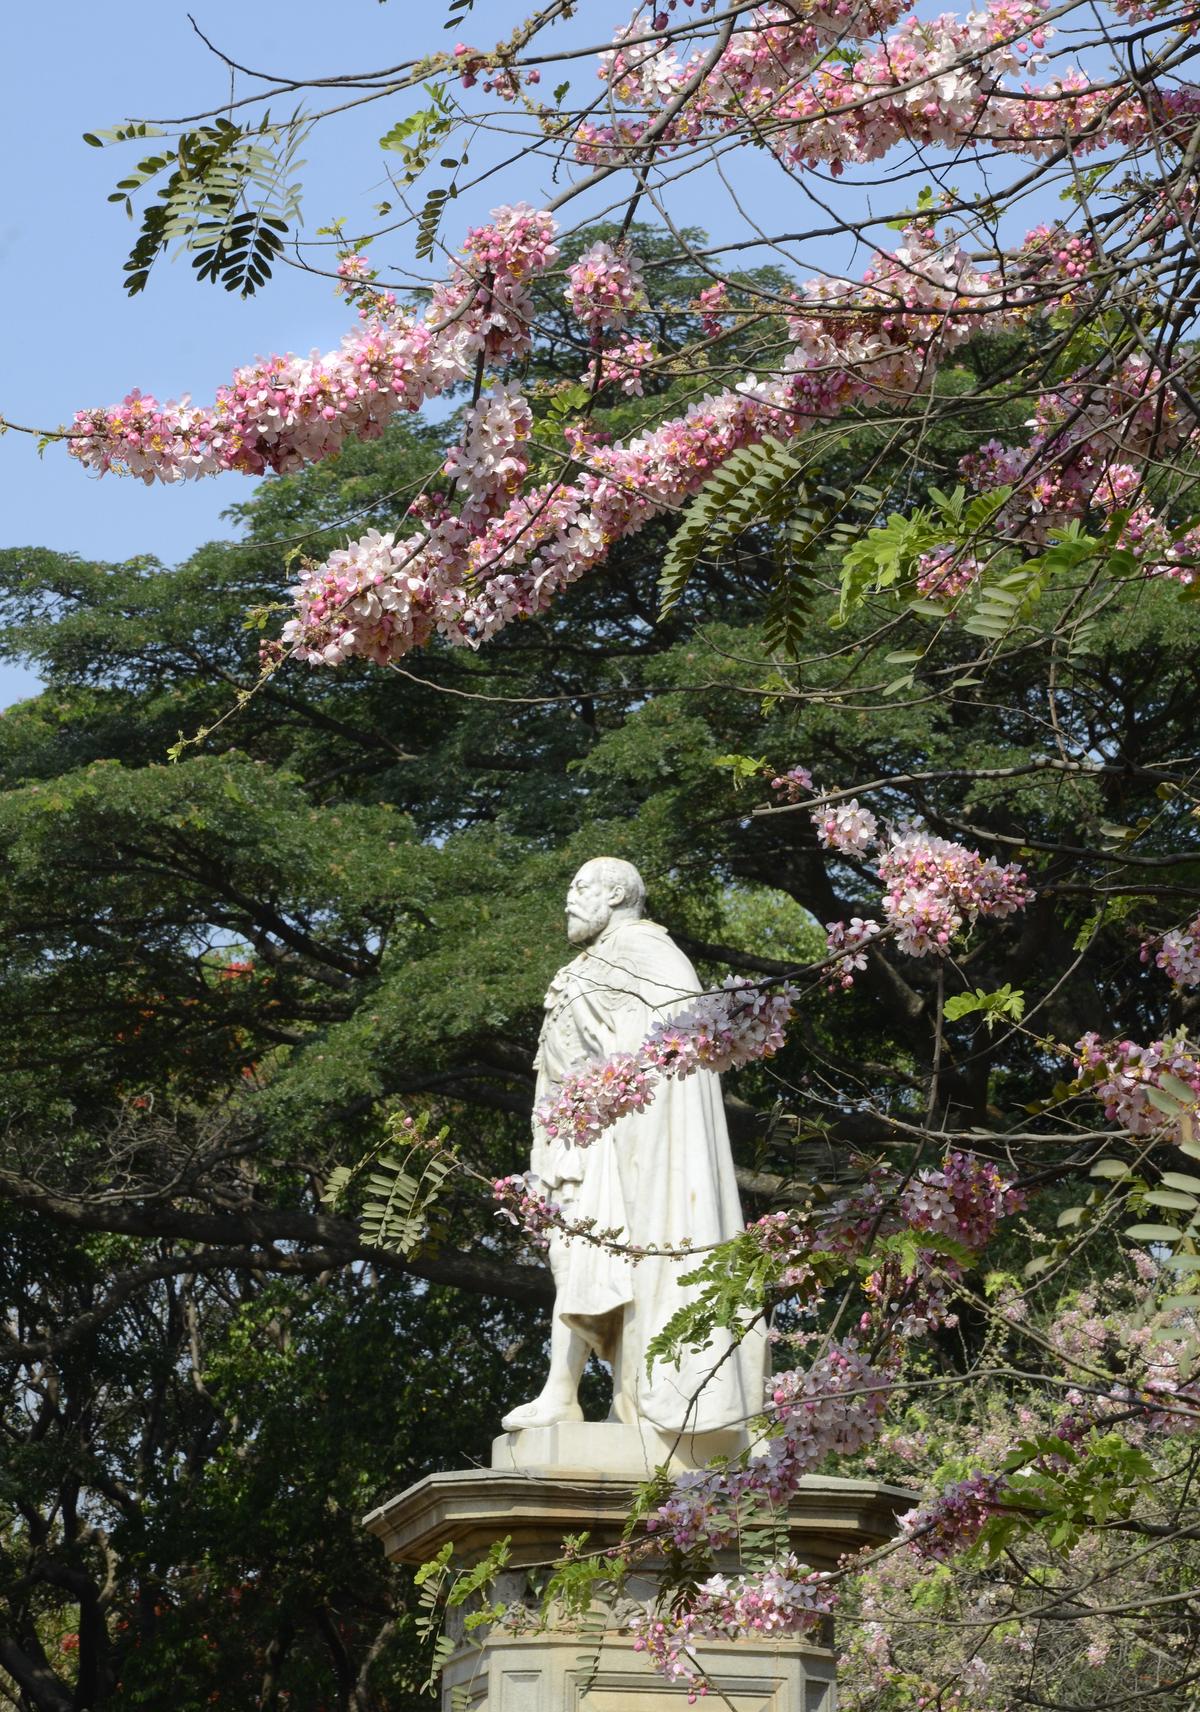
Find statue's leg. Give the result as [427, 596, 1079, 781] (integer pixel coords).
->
[500, 1232, 589, 1432]
[607, 1312, 637, 1423]
[499, 1315, 588, 1431]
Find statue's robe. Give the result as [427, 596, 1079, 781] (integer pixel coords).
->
[532, 917, 766, 1434]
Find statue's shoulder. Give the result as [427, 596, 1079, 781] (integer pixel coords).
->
[609, 919, 699, 990]
[545, 949, 587, 999]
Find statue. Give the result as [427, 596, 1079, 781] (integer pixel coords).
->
[501, 858, 766, 1438]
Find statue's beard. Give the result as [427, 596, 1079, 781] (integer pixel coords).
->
[566, 904, 610, 946]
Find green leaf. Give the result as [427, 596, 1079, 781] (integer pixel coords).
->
[943, 985, 1025, 1027]
[1125, 1223, 1185, 1243]
[1160, 1071, 1200, 1106]
[712, 753, 769, 784]
[1143, 1189, 1199, 1212]
[1148, 1084, 1193, 1116]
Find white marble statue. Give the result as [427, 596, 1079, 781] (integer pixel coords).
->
[501, 858, 766, 1437]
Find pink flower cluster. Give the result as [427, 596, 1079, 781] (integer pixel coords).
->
[79, 208, 1053, 669]
[902, 1152, 1021, 1253]
[693, 281, 729, 338]
[752, 1151, 1022, 1333]
[580, 0, 1194, 180]
[441, 382, 533, 523]
[69, 204, 558, 483]
[867, 1155, 1021, 1333]
[334, 253, 376, 297]
[1148, 917, 1200, 988]
[899, 1472, 1006, 1561]
[588, 336, 659, 396]
[492, 1172, 561, 1242]
[916, 544, 984, 600]
[878, 826, 1033, 957]
[536, 1050, 656, 1147]
[648, 1341, 890, 1552]
[813, 797, 878, 855]
[451, 43, 539, 100]
[1074, 1032, 1200, 1141]
[1020, 222, 1095, 287]
[770, 764, 813, 803]
[631, 1556, 834, 1697]
[537, 978, 797, 1147]
[564, 240, 645, 330]
[776, 787, 1031, 965]
[825, 916, 881, 989]
[275, 206, 1196, 661]
[958, 354, 1200, 579]
[278, 527, 443, 667]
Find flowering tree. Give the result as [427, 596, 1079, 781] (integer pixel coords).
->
[6, 0, 1200, 1701]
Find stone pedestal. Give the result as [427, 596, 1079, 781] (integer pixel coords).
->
[364, 1426, 912, 1710]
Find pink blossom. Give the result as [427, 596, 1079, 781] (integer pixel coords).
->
[536, 1050, 657, 1146]
[587, 336, 659, 396]
[648, 1341, 890, 1552]
[899, 1472, 1006, 1561]
[631, 1556, 834, 1695]
[812, 797, 878, 855]
[1152, 918, 1200, 987]
[441, 382, 533, 521]
[537, 979, 797, 1147]
[1074, 1032, 1200, 1141]
[694, 281, 729, 338]
[565, 241, 645, 330]
[878, 826, 1032, 956]
[492, 1173, 561, 1243]
[916, 544, 984, 599]
[70, 205, 558, 484]
[825, 917, 881, 989]
[770, 765, 813, 803]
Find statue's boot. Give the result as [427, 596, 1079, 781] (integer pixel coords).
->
[500, 1395, 584, 1432]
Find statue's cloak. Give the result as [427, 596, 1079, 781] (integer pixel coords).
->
[532, 918, 766, 1435]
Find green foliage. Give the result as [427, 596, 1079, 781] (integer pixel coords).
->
[659, 435, 880, 653]
[712, 751, 771, 785]
[980, 1433, 1157, 1557]
[323, 1110, 458, 1256]
[95, 114, 309, 296]
[834, 484, 1012, 625]
[379, 83, 454, 180]
[943, 984, 1025, 1027]
[644, 1227, 781, 1374]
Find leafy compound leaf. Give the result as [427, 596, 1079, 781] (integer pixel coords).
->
[322, 1109, 456, 1257]
[943, 984, 1025, 1028]
[111, 114, 308, 297]
[379, 84, 454, 183]
[659, 438, 878, 654]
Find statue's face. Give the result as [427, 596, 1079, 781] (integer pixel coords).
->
[565, 865, 619, 946]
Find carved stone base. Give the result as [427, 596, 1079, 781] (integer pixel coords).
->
[363, 1428, 912, 1710]
[441, 1625, 836, 1711]
[492, 1419, 750, 1479]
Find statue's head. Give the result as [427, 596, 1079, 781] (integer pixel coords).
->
[565, 857, 647, 946]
